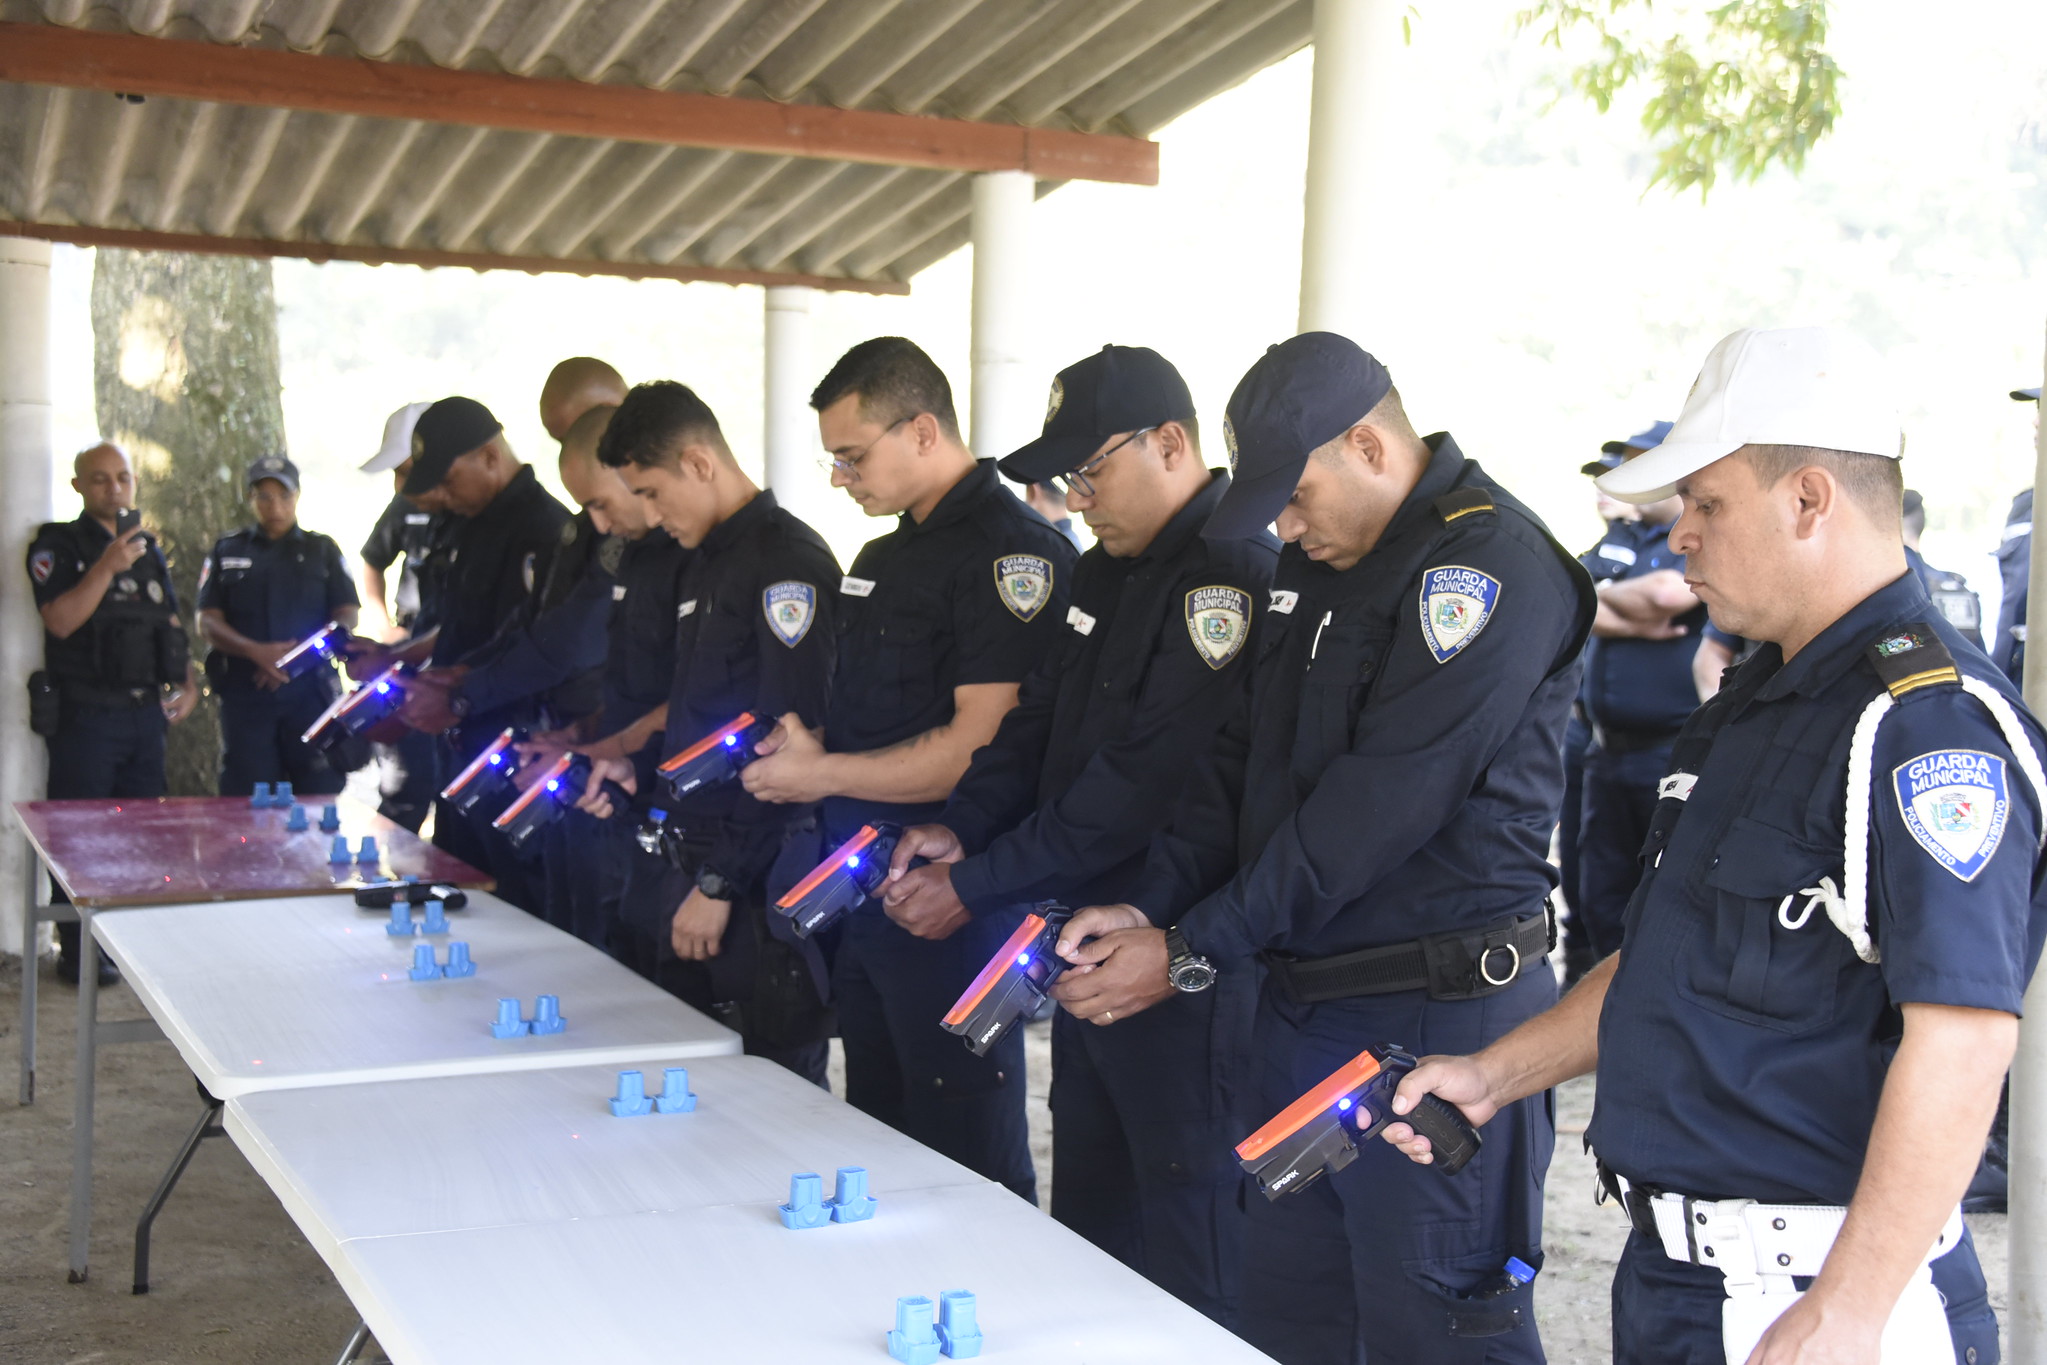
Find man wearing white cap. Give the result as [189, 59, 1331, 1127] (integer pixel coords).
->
[1381, 327, 2040, 1362]
[356, 401, 446, 830]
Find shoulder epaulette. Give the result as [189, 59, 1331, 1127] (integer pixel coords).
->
[1433, 487, 1495, 524]
[1865, 622, 1961, 698]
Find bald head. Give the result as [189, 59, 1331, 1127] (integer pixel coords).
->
[559, 403, 616, 473]
[558, 405, 649, 539]
[540, 358, 628, 441]
[71, 442, 135, 525]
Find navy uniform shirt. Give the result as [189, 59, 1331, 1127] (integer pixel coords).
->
[197, 525, 358, 695]
[601, 528, 690, 791]
[28, 514, 185, 693]
[664, 491, 840, 889]
[1589, 570, 2047, 1204]
[939, 472, 1278, 913]
[360, 495, 446, 631]
[426, 465, 570, 672]
[1580, 517, 1647, 583]
[1905, 544, 1984, 648]
[457, 511, 612, 725]
[822, 459, 1078, 842]
[1132, 435, 1596, 960]
[1995, 488, 2030, 685]
[1582, 517, 1707, 735]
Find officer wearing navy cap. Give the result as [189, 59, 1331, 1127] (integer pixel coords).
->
[1573, 420, 1708, 974]
[1901, 490, 1983, 648]
[197, 455, 360, 796]
[882, 345, 1277, 1324]
[1053, 333, 1594, 1363]
[1385, 327, 2038, 1365]
[1993, 384, 2040, 686]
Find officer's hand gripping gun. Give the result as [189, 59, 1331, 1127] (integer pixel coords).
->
[354, 880, 469, 911]
[439, 727, 527, 815]
[1236, 1043, 1482, 1198]
[941, 907, 1072, 1056]
[657, 712, 775, 800]
[274, 621, 347, 682]
[300, 663, 412, 751]
[772, 823, 906, 939]
[490, 752, 634, 852]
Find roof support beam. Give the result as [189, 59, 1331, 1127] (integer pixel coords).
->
[0, 219, 909, 295]
[0, 22, 1159, 186]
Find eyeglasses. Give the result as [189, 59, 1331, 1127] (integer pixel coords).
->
[1054, 427, 1154, 499]
[817, 416, 911, 476]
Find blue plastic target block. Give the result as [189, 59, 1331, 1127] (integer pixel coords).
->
[356, 835, 379, 864]
[384, 902, 416, 937]
[490, 998, 528, 1039]
[830, 1166, 877, 1223]
[888, 1296, 940, 1365]
[318, 804, 341, 832]
[272, 781, 294, 808]
[779, 1173, 830, 1230]
[655, 1067, 697, 1114]
[609, 1069, 653, 1117]
[249, 782, 272, 808]
[443, 941, 475, 978]
[937, 1290, 981, 1359]
[284, 803, 308, 831]
[420, 899, 450, 934]
[529, 993, 566, 1035]
[407, 943, 442, 981]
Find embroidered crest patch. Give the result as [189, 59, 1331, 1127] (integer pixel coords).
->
[31, 549, 54, 584]
[995, 555, 1053, 621]
[1418, 565, 1500, 663]
[1223, 415, 1240, 473]
[146, 579, 164, 604]
[1874, 631, 1930, 658]
[763, 581, 817, 648]
[1185, 586, 1251, 670]
[1045, 377, 1065, 424]
[1893, 748, 2010, 881]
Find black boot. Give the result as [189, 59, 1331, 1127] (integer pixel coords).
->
[54, 921, 121, 988]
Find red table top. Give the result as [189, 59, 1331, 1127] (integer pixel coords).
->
[11, 796, 491, 908]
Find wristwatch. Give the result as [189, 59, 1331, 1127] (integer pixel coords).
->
[694, 865, 738, 902]
[1164, 926, 1217, 993]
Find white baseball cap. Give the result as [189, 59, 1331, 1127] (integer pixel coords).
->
[361, 401, 432, 474]
[1597, 326, 1902, 503]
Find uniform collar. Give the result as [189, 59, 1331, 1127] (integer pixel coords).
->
[699, 488, 778, 557]
[906, 459, 998, 535]
[1133, 470, 1233, 566]
[1755, 569, 1934, 701]
[250, 524, 306, 547]
[74, 512, 113, 542]
[1372, 432, 1469, 549]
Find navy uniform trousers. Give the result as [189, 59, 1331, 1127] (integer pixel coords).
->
[1240, 970, 1556, 1365]
[1574, 739, 1674, 962]
[1611, 1227, 1999, 1364]
[216, 682, 347, 798]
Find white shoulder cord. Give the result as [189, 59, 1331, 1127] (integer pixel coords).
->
[1792, 677, 2047, 963]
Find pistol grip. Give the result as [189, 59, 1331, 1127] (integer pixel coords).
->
[1404, 1093, 1482, 1176]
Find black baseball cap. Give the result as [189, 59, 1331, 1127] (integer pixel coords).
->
[402, 397, 503, 496]
[998, 346, 1196, 482]
[1582, 419, 1672, 476]
[2014, 387, 2042, 402]
[1204, 333, 1392, 540]
[245, 453, 299, 493]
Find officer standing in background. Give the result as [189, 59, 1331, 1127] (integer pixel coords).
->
[1993, 384, 2039, 686]
[1053, 334, 1592, 1365]
[196, 455, 360, 797]
[1574, 422, 1707, 973]
[741, 337, 1076, 1198]
[575, 381, 839, 1081]
[1901, 489, 1983, 647]
[27, 442, 199, 985]
[1021, 477, 1086, 549]
[357, 401, 445, 832]
[882, 345, 1275, 1324]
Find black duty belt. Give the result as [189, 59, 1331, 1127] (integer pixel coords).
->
[1261, 905, 1554, 1005]
[55, 678, 156, 709]
[1589, 722, 1683, 755]
[1595, 1157, 1671, 1241]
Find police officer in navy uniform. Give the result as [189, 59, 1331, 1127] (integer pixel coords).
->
[358, 401, 447, 832]
[1386, 327, 2035, 1365]
[27, 442, 199, 984]
[1053, 334, 1593, 1364]
[1900, 489, 1983, 648]
[741, 338, 1076, 1199]
[882, 346, 1276, 1324]
[1992, 385, 2038, 686]
[1575, 422, 1709, 969]
[196, 456, 360, 797]
[575, 382, 839, 1082]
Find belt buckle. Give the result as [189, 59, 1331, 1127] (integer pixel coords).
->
[1478, 941, 1519, 987]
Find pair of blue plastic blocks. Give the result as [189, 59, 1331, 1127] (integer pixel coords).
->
[385, 900, 451, 936]
[248, 781, 295, 808]
[328, 835, 378, 864]
[608, 1068, 697, 1116]
[889, 1291, 980, 1362]
[779, 1167, 877, 1229]
[491, 996, 565, 1038]
[406, 942, 474, 980]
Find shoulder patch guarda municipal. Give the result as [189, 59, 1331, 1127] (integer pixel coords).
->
[1894, 748, 2010, 881]
[29, 549, 53, 584]
[995, 554, 1053, 621]
[763, 581, 817, 647]
[1866, 623, 1961, 698]
[1418, 565, 1500, 663]
[1185, 586, 1251, 670]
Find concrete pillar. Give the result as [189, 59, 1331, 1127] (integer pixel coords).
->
[1297, 0, 1414, 339]
[970, 170, 1036, 461]
[762, 284, 816, 517]
[2014, 318, 2047, 1363]
[0, 237, 53, 959]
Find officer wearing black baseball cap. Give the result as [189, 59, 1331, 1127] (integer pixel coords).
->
[887, 344, 1276, 1324]
[197, 453, 361, 796]
[1052, 332, 1595, 1363]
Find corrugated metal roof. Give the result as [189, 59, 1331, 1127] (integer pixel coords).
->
[0, 0, 1309, 288]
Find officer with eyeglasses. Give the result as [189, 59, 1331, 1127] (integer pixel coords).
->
[741, 336, 1076, 1200]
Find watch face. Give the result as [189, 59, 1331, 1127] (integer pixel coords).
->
[1170, 959, 1217, 993]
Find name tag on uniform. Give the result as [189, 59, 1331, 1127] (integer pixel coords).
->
[612, 585, 628, 601]
[1658, 772, 1697, 802]
[404, 513, 431, 526]
[677, 599, 698, 619]
[1597, 543, 1637, 566]
[220, 557, 254, 570]
[1269, 589, 1299, 615]
[840, 576, 876, 597]
[1067, 606, 1096, 636]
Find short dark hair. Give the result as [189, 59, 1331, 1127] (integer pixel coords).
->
[809, 337, 960, 441]
[1739, 444, 1902, 529]
[597, 381, 730, 470]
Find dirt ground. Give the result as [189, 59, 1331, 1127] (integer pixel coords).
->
[0, 952, 2010, 1363]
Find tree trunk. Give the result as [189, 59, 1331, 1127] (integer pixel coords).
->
[90, 250, 286, 797]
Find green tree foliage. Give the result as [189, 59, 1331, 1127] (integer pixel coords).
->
[1517, 0, 1843, 195]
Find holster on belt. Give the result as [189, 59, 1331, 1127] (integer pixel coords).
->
[1262, 905, 1554, 1005]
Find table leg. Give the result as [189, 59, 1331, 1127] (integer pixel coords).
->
[333, 1318, 374, 1364]
[17, 850, 38, 1105]
[67, 906, 97, 1283]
